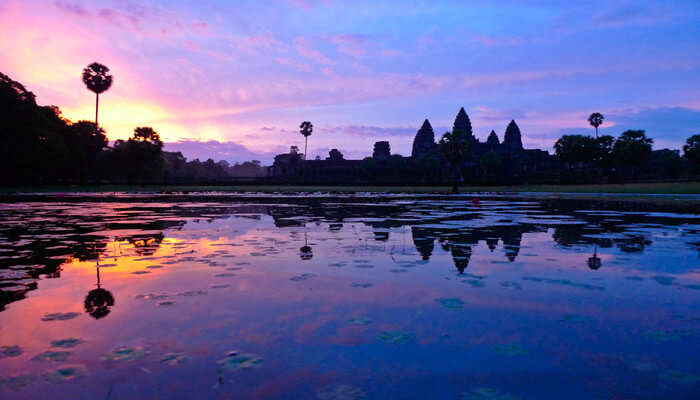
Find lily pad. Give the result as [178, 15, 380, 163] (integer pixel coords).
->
[347, 317, 371, 325]
[378, 331, 415, 344]
[436, 297, 465, 309]
[217, 351, 263, 370]
[652, 276, 676, 286]
[32, 351, 71, 362]
[659, 369, 699, 386]
[41, 312, 80, 322]
[317, 383, 366, 399]
[500, 281, 522, 290]
[43, 365, 87, 382]
[0, 374, 34, 390]
[462, 279, 486, 288]
[351, 283, 373, 288]
[558, 314, 594, 323]
[0, 345, 23, 359]
[160, 352, 189, 366]
[132, 270, 151, 275]
[291, 273, 317, 281]
[492, 343, 528, 356]
[51, 338, 84, 349]
[460, 387, 519, 400]
[102, 346, 150, 362]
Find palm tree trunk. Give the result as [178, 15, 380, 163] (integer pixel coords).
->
[304, 137, 308, 161]
[95, 93, 99, 126]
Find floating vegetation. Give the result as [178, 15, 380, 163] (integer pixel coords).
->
[682, 284, 700, 290]
[436, 297, 465, 309]
[146, 265, 164, 269]
[460, 387, 519, 400]
[500, 281, 522, 290]
[354, 264, 374, 269]
[652, 276, 677, 286]
[159, 300, 176, 306]
[389, 268, 408, 273]
[51, 338, 84, 348]
[210, 284, 231, 289]
[132, 270, 151, 275]
[625, 276, 645, 281]
[351, 283, 373, 288]
[645, 329, 697, 342]
[160, 352, 189, 366]
[135, 293, 170, 300]
[178, 290, 208, 297]
[329, 262, 346, 268]
[348, 317, 371, 325]
[0, 374, 34, 390]
[521, 277, 604, 291]
[217, 351, 263, 370]
[32, 351, 70, 362]
[316, 383, 366, 400]
[43, 364, 87, 382]
[215, 273, 236, 278]
[491, 343, 528, 356]
[290, 273, 317, 281]
[41, 312, 80, 322]
[102, 346, 150, 362]
[0, 345, 23, 359]
[659, 369, 699, 386]
[558, 314, 594, 323]
[462, 279, 486, 288]
[378, 331, 415, 344]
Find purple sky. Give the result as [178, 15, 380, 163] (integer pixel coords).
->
[1, 0, 699, 163]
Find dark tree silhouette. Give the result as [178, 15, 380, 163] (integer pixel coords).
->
[133, 126, 162, 145]
[613, 130, 653, 177]
[84, 266, 115, 319]
[683, 134, 700, 172]
[588, 112, 604, 138]
[439, 128, 472, 193]
[82, 62, 113, 126]
[299, 121, 313, 160]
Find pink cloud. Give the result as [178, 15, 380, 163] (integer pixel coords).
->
[294, 37, 334, 65]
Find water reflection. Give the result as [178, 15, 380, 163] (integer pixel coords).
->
[0, 194, 699, 399]
[84, 264, 114, 319]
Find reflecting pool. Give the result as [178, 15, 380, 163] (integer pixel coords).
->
[1, 193, 699, 399]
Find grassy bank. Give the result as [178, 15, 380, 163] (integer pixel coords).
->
[2, 182, 700, 195]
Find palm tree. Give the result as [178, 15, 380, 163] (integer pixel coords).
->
[438, 128, 471, 193]
[299, 121, 313, 160]
[82, 62, 113, 126]
[588, 112, 604, 138]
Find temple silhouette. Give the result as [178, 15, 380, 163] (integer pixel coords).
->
[268, 107, 557, 184]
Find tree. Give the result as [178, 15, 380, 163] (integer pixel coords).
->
[480, 150, 502, 177]
[683, 134, 700, 172]
[588, 112, 604, 138]
[133, 126, 162, 146]
[554, 135, 598, 167]
[612, 130, 653, 177]
[299, 121, 313, 160]
[105, 127, 164, 183]
[439, 128, 472, 193]
[82, 62, 113, 126]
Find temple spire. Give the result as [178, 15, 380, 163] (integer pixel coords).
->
[503, 120, 523, 150]
[411, 118, 436, 158]
[453, 107, 474, 139]
[486, 130, 500, 146]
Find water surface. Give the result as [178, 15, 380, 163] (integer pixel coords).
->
[1, 193, 699, 399]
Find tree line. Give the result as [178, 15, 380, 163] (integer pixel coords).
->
[1, 68, 265, 185]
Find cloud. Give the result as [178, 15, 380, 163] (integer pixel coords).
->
[294, 37, 334, 65]
[164, 140, 276, 164]
[328, 34, 370, 58]
[472, 34, 524, 47]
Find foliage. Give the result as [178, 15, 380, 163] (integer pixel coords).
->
[613, 130, 653, 167]
[588, 112, 604, 136]
[683, 134, 700, 171]
[439, 128, 472, 192]
[81, 63, 113, 95]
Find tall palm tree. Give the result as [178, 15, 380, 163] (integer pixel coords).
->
[82, 62, 113, 126]
[299, 121, 313, 160]
[438, 128, 471, 194]
[588, 112, 604, 138]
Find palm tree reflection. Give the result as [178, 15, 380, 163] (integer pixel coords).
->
[299, 225, 313, 260]
[588, 245, 602, 270]
[84, 262, 115, 319]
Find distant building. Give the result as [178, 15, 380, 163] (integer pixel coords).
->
[268, 107, 556, 183]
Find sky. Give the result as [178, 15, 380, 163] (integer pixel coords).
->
[1, 0, 699, 163]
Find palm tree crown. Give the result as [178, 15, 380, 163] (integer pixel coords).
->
[588, 112, 604, 138]
[82, 62, 113, 94]
[299, 121, 313, 160]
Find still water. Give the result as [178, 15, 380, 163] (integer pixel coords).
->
[1, 193, 699, 399]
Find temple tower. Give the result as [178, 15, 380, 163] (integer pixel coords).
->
[411, 119, 436, 158]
